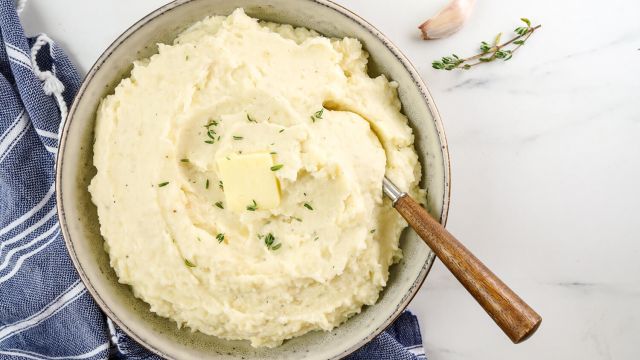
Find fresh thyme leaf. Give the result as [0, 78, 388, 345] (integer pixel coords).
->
[184, 259, 196, 267]
[370, 229, 376, 234]
[216, 233, 225, 243]
[247, 114, 257, 123]
[279, 129, 284, 133]
[205, 179, 210, 189]
[262, 233, 281, 250]
[515, 26, 528, 36]
[314, 108, 324, 119]
[264, 233, 275, 247]
[432, 19, 541, 71]
[233, 135, 243, 140]
[314, 236, 319, 241]
[270, 164, 283, 171]
[246, 200, 257, 211]
[270, 151, 277, 155]
[310, 115, 315, 123]
[158, 182, 169, 187]
[218, 181, 224, 190]
[480, 41, 491, 53]
[303, 203, 313, 210]
[291, 216, 302, 222]
[203, 120, 219, 142]
[215, 201, 224, 209]
[180, 158, 189, 162]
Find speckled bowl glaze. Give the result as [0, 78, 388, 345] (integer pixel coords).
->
[56, 0, 450, 359]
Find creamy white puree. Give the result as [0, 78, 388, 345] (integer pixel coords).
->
[90, 9, 423, 347]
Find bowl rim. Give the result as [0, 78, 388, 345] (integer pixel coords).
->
[55, 0, 451, 358]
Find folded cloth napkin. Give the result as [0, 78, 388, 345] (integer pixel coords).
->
[0, 1, 427, 359]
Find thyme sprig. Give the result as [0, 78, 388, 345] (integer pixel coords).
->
[432, 18, 541, 71]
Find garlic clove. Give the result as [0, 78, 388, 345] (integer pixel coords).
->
[419, 0, 477, 40]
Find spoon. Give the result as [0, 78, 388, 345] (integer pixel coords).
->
[383, 177, 541, 343]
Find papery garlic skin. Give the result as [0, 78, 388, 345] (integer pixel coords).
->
[419, 0, 477, 40]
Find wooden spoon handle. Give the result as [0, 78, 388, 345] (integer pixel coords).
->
[394, 195, 542, 343]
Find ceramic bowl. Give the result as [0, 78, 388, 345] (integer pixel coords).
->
[56, 0, 451, 358]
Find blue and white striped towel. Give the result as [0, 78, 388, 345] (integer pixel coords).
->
[0, 1, 426, 358]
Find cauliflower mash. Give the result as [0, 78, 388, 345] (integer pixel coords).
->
[89, 9, 423, 347]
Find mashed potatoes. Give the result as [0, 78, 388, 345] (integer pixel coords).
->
[90, 9, 423, 347]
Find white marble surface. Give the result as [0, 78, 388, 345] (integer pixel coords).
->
[21, 0, 640, 359]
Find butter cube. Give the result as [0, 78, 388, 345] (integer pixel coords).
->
[216, 153, 280, 212]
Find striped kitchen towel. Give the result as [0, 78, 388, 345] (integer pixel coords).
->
[0, 0, 426, 359]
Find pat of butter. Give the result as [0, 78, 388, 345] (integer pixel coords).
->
[216, 153, 280, 212]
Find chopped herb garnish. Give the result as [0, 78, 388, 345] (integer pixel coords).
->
[264, 233, 275, 247]
[270, 164, 283, 171]
[263, 233, 281, 250]
[158, 182, 169, 187]
[203, 120, 219, 142]
[314, 236, 319, 241]
[184, 259, 196, 267]
[216, 233, 225, 243]
[278, 129, 284, 133]
[185, 55, 189, 61]
[314, 108, 324, 119]
[370, 229, 376, 234]
[310, 115, 316, 123]
[180, 158, 189, 162]
[233, 135, 243, 140]
[218, 181, 224, 190]
[246, 200, 257, 211]
[205, 179, 210, 189]
[303, 202, 314, 210]
[270, 151, 277, 155]
[291, 216, 302, 222]
[215, 201, 224, 209]
[247, 114, 257, 123]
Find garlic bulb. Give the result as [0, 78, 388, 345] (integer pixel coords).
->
[419, 0, 477, 40]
